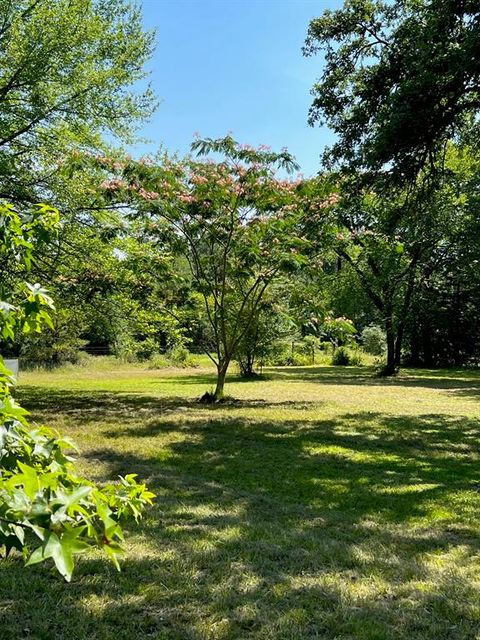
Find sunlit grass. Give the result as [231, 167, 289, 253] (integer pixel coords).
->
[2, 359, 480, 639]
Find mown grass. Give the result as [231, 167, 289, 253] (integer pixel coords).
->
[2, 360, 480, 639]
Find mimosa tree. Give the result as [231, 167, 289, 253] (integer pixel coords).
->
[98, 136, 310, 400]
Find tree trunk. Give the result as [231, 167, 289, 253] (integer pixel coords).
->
[394, 322, 405, 366]
[394, 265, 417, 368]
[213, 361, 229, 400]
[383, 316, 397, 376]
[410, 326, 420, 366]
[239, 351, 255, 378]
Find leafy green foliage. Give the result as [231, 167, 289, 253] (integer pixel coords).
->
[93, 136, 311, 399]
[302, 3, 480, 374]
[0, 203, 59, 341]
[361, 325, 386, 356]
[0, 413, 154, 581]
[402, 145, 480, 367]
[331, 346, 362, 366]
[0, 0, 155, 205]
[321, 315, 357, 347]
[235, 297, 291, 376]
[0, 204, 154, 580]
[304, 0, 480, 183]
[167, 344, 195, 367]
[300, 335, 322, 365]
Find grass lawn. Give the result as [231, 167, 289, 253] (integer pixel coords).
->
[2, 359, 480, 639]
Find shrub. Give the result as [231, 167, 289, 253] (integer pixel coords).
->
[148, 347, 197, 369]
[331, 347, 363, 366]
[116, 337, 158, 363]
[17, 308, 88, 368]
[134, 337, 158, 362]
[114, 335, 138, 362]
[361, 325, 386, 355]
[20, 336, 88, 368]
[292, 352, 312, 366]
[147, 353, 171, 369]
[348, 350, 364, 366]
[331, 346, 350, 365]
[266, 338, 319, 366]
[266, 349, 310, 367]
[265, 344, 293, 366]
[167, 344, 194, 367]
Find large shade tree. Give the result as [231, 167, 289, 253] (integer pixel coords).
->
[303, 0, 480, 374]
[304, 0, 480, 185]
[404, 144, 480, 366]
[303, 167, 464, 374]
[0, 0, 157, 361]
[0, 0, 155, 205]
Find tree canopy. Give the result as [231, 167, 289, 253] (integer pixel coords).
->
[304, 0, 480, 184]
[0, 0, 155, 205]
[91, 136, 311, 399]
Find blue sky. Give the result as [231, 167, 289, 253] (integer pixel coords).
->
[135, 0, 341, 176]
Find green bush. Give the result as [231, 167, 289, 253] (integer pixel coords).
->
[348, 350, 364, 366]
[147, 353, 170, 369]
[331, 347, 363, 366]
[134, 337, 158, 362]
[361, 325, 387, 355]
[292, 352, 312, 366]
[17, 308, 88, 368]
[331, 346, 350, 365]
[167, 344, 194, 367]
[116, 337, 158, 363]
[148, 346, 197, 369]
[114, 335, 138, 362]
[262, 342, 293, 366]
[20, 337, 88, 368]
[266, 349, 310, 367]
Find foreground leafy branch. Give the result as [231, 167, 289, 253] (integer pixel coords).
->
[0, 203, 154, 580]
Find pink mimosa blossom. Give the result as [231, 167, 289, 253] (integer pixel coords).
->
[179, 193, 195, 204]
[100, 178, 125, 190]
[190, 174, 208, 185]
[138, 188, 159, 201]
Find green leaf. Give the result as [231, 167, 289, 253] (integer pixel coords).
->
[26, 528, 90, 582]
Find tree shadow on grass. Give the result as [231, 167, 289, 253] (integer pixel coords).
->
[98, 411, 480, 521]
[4, 384, 480, 638]
[16, 386, 328, 428]
[269, 364, 480, 393]
[167, 364, 480, 399]
[3, 553, 478, 639]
